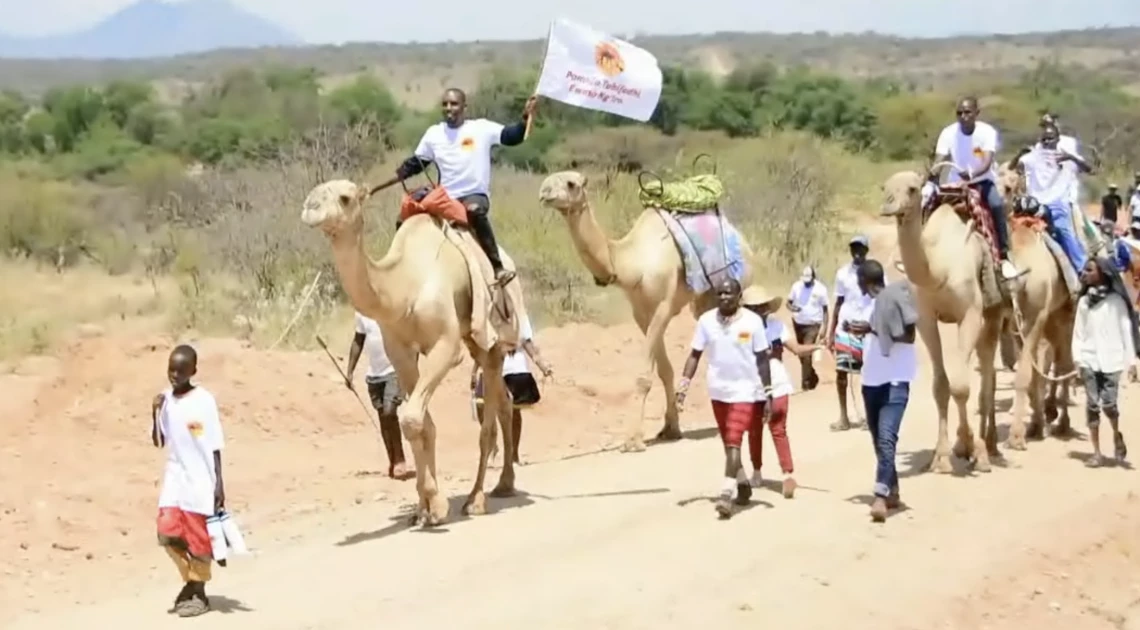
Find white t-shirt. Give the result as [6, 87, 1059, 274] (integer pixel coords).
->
[860, 293, 919, 387]
[156, 386, 225, 516]
[691, 308, 770, 403]
[502, 314, 534, 376]
[1017, 147, 1078, 206]
[838, 292, 875, 328]
[413, 119, 504, 199]
[354, 313, 395, 378]
[762, 319, 795, 399]
[787, 279, 829, 325]
[935, 121, 999, 183]
[1058, 135, 1081, 207]
[833, 262, 862, 302]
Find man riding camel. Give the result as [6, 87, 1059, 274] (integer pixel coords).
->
[1012, 123, 1093, 275]
[929, 96, 1021, 280]
[376, 88, 538, 286]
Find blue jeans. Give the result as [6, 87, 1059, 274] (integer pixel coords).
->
[1044, 201, 1088, 273]
[862, 382, 910, 498]
[975, 179, 1010, 256]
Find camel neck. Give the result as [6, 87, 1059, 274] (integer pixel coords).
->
[330, 229, 398, 321]
[565, 202, 621, 283]
[895, 208, 939, 288]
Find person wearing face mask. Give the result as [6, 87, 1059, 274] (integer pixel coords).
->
[786, 265, 828, 391]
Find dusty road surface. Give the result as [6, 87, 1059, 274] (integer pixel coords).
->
[3, 308, 1140, 630]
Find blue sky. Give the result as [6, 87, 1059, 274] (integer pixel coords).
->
[2, 0, 1137, 42]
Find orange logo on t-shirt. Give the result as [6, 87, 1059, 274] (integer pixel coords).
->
[972, 147, 985, 158]
[187, 421, 204, 437]
[736, 331, 751, 343]
[594, 41, 625, 78]
[460, 137, 475, 151]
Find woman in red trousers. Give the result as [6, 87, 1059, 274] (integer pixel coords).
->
[742, 285, 820, 499]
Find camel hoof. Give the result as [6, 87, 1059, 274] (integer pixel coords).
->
[1026, 423, 1045, 440]
[928, 452, 953, 474]
[1006, 432, 1028, 451]
[620, 438, 647, 453]
[655, 425, 683, 441]
[1050, 422, 1074, 438]
[1044, 406, 1059, 422]
[952, 440, 972, 461]
[462, 494, 487, 516]
[425, 495, 449, 526]
[489, 483, 516, 498]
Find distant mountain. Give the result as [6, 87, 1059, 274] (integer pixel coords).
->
[0, 0, 302, 60]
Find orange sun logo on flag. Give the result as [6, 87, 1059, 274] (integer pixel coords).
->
[460, 137, 475, 151]
[594, 41, 625, 78]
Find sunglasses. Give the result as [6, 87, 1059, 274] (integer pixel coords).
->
[956, 110, 975, 115]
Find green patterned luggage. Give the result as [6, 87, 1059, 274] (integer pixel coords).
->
[637, 154, 725, 213]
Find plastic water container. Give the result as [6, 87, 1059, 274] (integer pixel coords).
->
[218, 510, 249, 555]
[206, 514, 227, 562]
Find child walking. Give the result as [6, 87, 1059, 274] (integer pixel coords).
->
[741, 285, 820, 499]
[151, 344, 226, 617]
[1073, 257, 1140, 466]
[676, 278, 773, 519]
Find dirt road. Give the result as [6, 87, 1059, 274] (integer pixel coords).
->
[5, 343, 1139, 629]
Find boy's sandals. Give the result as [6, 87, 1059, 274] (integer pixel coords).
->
[176, 595, 210, 618]
[1114, 432, 1128, 463]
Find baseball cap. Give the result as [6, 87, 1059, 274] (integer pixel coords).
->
[849, 235, 869, 248]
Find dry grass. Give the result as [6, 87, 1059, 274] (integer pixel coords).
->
[0, 127, 907, 360]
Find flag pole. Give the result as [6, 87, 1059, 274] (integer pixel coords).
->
[526, 20, 554, 140]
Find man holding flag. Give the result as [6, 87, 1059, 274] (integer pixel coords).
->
[377, 88, 538, 287]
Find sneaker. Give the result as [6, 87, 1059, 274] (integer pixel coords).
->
[1000, 259, 1024, 280]
[782, 476, 797, 499]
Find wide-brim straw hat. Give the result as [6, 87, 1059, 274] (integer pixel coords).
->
[741, 284, 783, 311]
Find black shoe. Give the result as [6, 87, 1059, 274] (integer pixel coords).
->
[735, 482, 752, 505]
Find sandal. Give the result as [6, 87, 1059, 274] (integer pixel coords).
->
[176, 595, 211, 618]
[715, 495, 734, 519]
[168, 584, 192, 614]
[1114, 432, 1128, 463]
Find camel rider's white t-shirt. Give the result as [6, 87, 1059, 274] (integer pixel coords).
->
[935, 121, 999, 184]
[413, 119, 504, 199]
[1017, 147, 1080, 207]
[691, 308, 770, 403]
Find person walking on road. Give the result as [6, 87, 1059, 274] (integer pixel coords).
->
[786, 265, 828, 391]
[346, 312, 413, 480]
[827, 235, 870, 430]
[848, 260, 918, 523]
[676, 278, 773, 520]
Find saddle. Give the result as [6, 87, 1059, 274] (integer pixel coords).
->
[925, 181, 1001, 264]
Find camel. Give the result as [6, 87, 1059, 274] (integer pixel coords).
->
[995, 166, 1079, 444]
[301, 180, 521, 526]
[881, 169, 1004, 473]
[537, 171, 754, 452]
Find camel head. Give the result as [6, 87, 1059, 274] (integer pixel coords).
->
[881, 170, 925, 220]
[538, 171, 590, 215]
[301, 179, 369, 237]
[997, 162, 1025, 201]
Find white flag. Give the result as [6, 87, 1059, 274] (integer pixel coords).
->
[535, 18, 663, 122]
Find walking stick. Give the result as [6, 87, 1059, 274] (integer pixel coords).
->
[314, 334, 386, 449]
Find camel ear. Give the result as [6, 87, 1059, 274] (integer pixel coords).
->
[580, 175, 588, 189]
[355, 184, 370, 204]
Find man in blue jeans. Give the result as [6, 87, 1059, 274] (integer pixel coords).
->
[930, 96, 1022, 279]
[844, 260, 918, 523]
[1012, 123, 1093, 277]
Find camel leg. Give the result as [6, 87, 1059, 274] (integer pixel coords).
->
[976, 314, 1003, 459]
[1050, 316, 1076, 437]
[490, 353, 518, 497]
[652, 330, 682, 441]
[1010, 311, 1048, 450]
[1042, 347, 1059, 424]
[950, 308, 987, 471]
[916, 308, 953, 474]
[623, 298, 677, 453]
[399, 338, 463, 526]
[464, 347, 514, 515]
